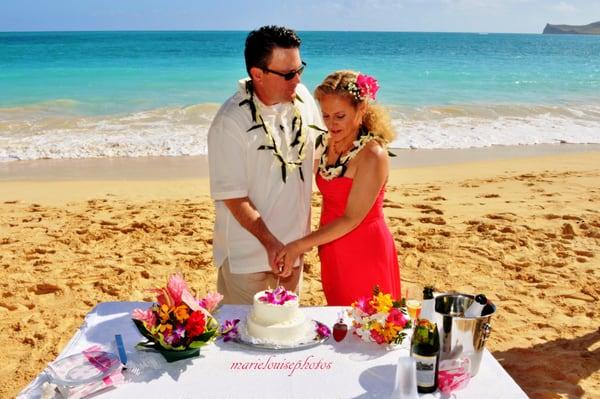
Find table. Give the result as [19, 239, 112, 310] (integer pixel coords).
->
[19, 302, 527, 399]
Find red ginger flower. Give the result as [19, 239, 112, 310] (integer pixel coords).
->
[185, 310, 206, 338]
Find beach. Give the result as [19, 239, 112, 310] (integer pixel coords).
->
[1, 146, 599, 398]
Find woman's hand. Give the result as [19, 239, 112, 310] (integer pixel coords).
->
[275, 240, 304, 278]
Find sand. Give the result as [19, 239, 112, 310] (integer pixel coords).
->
[1, 148, 599, 398]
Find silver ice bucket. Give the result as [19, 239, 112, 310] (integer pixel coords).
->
[434, 293, 496, 377]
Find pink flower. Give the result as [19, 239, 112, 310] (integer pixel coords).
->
[315, 321, 331, 339]
[182, 290, 200, 311]
[199, 292, 223, 312]
[354, 296, 376, 315]
[356, 74, 379, 101]
[387, 308, 409, 329]
[132, 308, 157, 328]
[220, 319, 241, 342]
[167, 273, 191, 306]
[370, 329, 386, 345]
[258, 287, 297, 305]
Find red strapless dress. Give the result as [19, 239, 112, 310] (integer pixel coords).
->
[316, 173, 401, 306]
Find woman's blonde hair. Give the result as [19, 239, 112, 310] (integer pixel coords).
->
[314, 70, 395, 143]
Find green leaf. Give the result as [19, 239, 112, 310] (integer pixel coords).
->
[315, 134, 323, 149]
[257, 145, 275, 151]
[281, 164, 287, 182]
[295, 94, 304, 103]
[135, 341, 157, 350]
[299, 167, 304, 182]
[388, 150, 397, 157]
[290, 130, 301, 147]
[132, 319, 156, 342]
[308, 124, 327, 133]
[195, 329, 217, 342]
[188, 340, 207, 349]
[247, 124, 263, 132]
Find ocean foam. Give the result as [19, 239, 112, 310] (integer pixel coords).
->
[388, 103, 600, 149]
[1, 102, 600, 162]
[0, 103, 219, 161]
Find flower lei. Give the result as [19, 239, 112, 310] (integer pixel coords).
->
[239, 80, 314, 183]
[345, 73, 380, 102]
[316, 126, 381, 180]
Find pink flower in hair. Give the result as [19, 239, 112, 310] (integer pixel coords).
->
[355, 73, 379, 101]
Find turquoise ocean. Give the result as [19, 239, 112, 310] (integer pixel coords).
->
[1, 31, 599, 161]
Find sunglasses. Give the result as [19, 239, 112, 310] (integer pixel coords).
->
[262, 61, 307, 81]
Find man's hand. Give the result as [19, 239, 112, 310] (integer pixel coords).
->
[224, 197, 286, 276]
[274, 240, 303, 278]
[264, 236, 285, 276]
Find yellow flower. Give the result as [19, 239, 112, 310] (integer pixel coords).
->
[371, 323, 384, 334]
[174, 304, 190, 322]
[374, 293, 393, 313]
[158, 322, 172, 333]
[158, 304, 171, 322]
[383, 322, 402, 342]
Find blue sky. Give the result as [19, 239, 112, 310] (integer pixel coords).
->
[1, 0, 599, 33]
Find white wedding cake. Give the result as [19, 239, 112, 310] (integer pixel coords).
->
[244, 287, 314, 346]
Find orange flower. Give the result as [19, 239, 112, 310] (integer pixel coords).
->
[158, 304, 171, 322]
[174, 304, 190, 322]
[158, 322, 172, 334]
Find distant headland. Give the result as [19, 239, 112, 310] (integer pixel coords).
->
[543, 21, 600, 35]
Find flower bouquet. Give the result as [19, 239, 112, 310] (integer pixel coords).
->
[348, 286, 410, 346]
[131, 273, 223, 362]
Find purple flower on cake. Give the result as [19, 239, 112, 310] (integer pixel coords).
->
[315, 321, 331, 339]
[258, 286, 297, 305]
[220, 319, 241, 342]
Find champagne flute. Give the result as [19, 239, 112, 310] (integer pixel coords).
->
[405, 287, 422, 324]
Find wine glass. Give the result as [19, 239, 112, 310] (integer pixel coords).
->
[405, 287, 422, 324]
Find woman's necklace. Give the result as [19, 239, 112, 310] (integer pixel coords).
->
[317, 127, 378, 180]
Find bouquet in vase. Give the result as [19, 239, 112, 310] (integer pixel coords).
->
[348, 286, 410, 345]
[131, 273, 222, 361]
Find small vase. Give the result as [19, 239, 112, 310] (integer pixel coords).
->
[157, 347, 200, 363]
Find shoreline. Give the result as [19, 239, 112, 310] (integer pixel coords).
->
[1, 143, 599, 182]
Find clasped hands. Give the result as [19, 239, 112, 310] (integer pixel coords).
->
[271, 240, 303, 279]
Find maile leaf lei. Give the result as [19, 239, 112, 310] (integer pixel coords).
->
[316, 126, 397, 180]
[317, 127, 379, 181]
[239, 80, 318, 183]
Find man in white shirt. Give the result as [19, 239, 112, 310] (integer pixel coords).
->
[208, 26, 323, 304]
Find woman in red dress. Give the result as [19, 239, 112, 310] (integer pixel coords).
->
[276, 70, 400, 305]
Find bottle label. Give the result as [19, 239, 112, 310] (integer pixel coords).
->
[413, 353, 437, 387]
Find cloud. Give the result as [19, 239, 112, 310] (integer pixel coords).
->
[547, 1, 576, 13]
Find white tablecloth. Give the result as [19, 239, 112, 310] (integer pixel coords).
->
[19, 302, 527, 399]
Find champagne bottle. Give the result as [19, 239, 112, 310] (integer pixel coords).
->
[420, 286, 435, 322]
[411, 320, 440, 393]
[464, 294, 487, 318]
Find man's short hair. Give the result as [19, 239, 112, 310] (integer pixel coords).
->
[244, 25, 301, 76]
